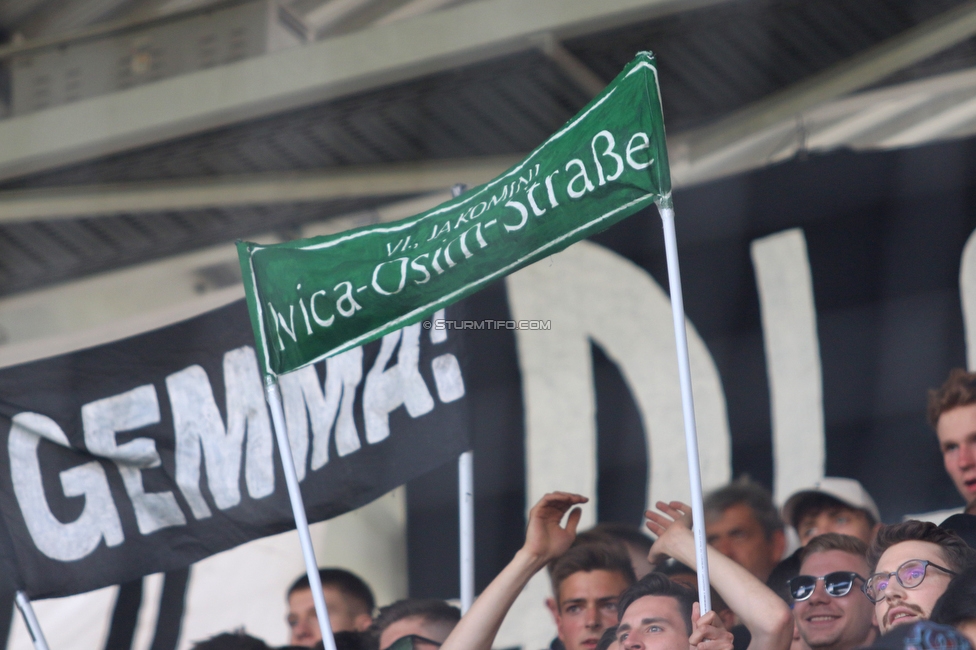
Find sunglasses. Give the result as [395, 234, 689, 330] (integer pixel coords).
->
[386, 635, 443, 650]
[787, 571, 864, 601]
[863, 559, 957, 604]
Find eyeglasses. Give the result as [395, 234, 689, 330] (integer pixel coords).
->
[787, 572, 864, 601]
[386, 635, 443, 650]
[863, 559, 957, 603]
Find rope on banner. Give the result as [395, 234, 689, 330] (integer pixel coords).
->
[265, 382, 338, 650]
[658, 204, 712, 613]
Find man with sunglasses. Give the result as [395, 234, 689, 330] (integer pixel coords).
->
[865, 521, 976, 634]
[789, 534, 876, 650]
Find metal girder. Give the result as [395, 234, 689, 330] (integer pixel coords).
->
[877, 91, 976, 148]
[9, 63, 976, 221]
[0, 0, 247, 58]
[680, 0, 976, 160]
[0, 155, 519, 222]
[537, 33, 606, 98]
[17, 0, 146, 39]
[803, 94, 935, 151]
[665, 61, 976, 186]
[302, 0, 382, 37]
[372, 0, 459, 26]
[0, 0, 730, 182]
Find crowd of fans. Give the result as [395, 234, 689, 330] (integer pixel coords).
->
[191, 368, 976, 650]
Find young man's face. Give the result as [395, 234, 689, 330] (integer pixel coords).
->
[706, 503, 784, 582]
[936, 403, 976, 506]
[794, 550, 876, 650]
[548, 570, 632, 650]
[872, 541, 955, 634]
[615, 595, 689, 650]
[795, 506, 877, 546]
[287, 586, 371, 646]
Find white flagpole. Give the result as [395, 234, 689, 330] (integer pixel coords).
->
[15, 591, 49, 650]
[458, 451, 475, 614]
[265, 381, 338, 650]
[449, 182, 476, 615]
[658, 204, 712, 613]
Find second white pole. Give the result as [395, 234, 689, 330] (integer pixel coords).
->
[265, 382, 338, 650]
[458, 450, 475, 614]
[450, 182, 476, 616]
[15, 591, 49, 650]
[658, 204, 712, 613]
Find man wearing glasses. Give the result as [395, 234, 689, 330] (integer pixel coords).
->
[788, 534, 876, 650]
[865, 521, 976, 634]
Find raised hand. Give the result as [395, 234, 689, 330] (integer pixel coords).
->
[439, 491, 590, 650]
[689, 602, 734, 650]
[522, 492, 588, 565]
[644, 504, 793, 650]
[644, 500, 695, 566]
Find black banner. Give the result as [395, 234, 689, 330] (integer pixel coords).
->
[0, 300, 470, 599]
[407, 136, 976, 598]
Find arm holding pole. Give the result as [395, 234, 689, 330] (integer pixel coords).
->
[440, 492, 587, 650]
[646, 501, 793, 650]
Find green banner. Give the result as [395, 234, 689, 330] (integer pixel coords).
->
[238, 52, 671, 379]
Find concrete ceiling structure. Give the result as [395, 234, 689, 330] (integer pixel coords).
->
[3, 0, 976, 351]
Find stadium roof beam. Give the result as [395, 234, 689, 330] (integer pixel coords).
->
[678, 0, 976, 162]
[371, 0, 460, 27]
[300, 0, 384, 38]
[8, 62, 976, 222]
[876, 91, 976, 148]
[536, 33, 607, 98]
[0, 155, 521, 222]
[0, 0, 732, 183]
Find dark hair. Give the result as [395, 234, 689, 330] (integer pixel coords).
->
[597, 626, 618, 650]
[654, 560, 695, 579]
[704, 476, 783, 539]
[931, 566, 976, 625]
[577, 522, 654, 555]
[617, 573, 695, 635]
[799, 533, 869, 566]
[191, 631, 270, 650]
[791, 493, 878, 528]
[868, 521, 976, 573]
[370, 598, 461, 642]
[332, 631, 367, 650]
[766, 550, 802, 604]
[655, 560, 733, 614]
[548, 541, 637, 601]
[928, 368, 976, 428]
[288, 568, 375, 615]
